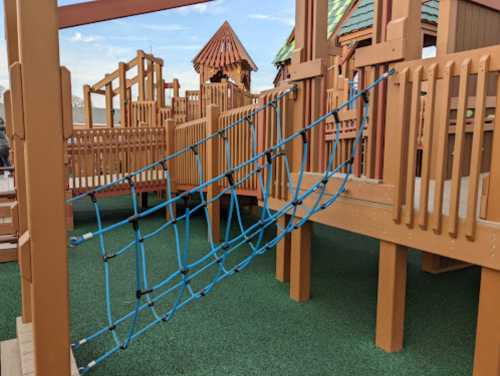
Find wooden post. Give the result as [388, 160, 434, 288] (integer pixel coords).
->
[4, 0, 32, 324]
[156, 61, 164, 107]
[164, 119, 177, 220]
[146, 58, 154, 101]
[206, 104, 221, 243]
[375, 0, 420, 354]
[16, 0, 71, 374]
[83, 84, 93, 128]
[276, 214, 291, 282]
[290, 221, 312, 302]
[472, 111, 500, 375]
[138, 50, 146, 101]
[473, 267, 500, 376]
[105, 82, 114, 127]
[375, 241, 408, 352]
[119, 62, 128, 127]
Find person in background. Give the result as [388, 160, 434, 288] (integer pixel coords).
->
[0, 117, 11, 167]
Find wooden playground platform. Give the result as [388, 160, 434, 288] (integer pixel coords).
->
[1, 0, 500, 375]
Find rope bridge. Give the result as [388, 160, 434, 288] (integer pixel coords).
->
[68, 69, 394, 374]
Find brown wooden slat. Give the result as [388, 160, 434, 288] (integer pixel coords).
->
[448, 59, 472, 238]
[465, 55, 490, 240]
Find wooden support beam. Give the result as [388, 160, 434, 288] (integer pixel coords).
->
[105, 83, 114, 127]
[376, 241, 408, 353]
[290, 221, 312, 302]
[138, 51, 146, 101]
[83, 84, 93, 128]
[276, 215, 291, 283]
[4, 0, 32, 324]
[16, 0, 71, 374]
[206, 104, 221, 244]
[58, 0, 213, 29]
[473, 267, 500, 376]
[119, 63, 128, 127]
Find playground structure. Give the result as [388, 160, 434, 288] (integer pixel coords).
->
[1, 1, 500, 376]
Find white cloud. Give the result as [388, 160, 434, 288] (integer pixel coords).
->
[176, 0, 226, 15]
[249, 14, 294, 26]
[69, 32, 103, 43]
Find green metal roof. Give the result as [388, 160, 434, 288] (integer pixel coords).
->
[273, 0, 352, 65]
[274, 0, 440, 65]
[340, 0, 439, 36]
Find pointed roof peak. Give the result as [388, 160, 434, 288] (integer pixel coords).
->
[193, 21, 258, 73]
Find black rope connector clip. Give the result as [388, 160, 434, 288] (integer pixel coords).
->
[292, 199, 303, 207]
[108, 324, 117, 332]
[347, 156, 355, 166]
[128, 214, 140, 231]
[159, 160, 168, 172]
[89, 191, 97, 204]
[190, 145, 199, 155]
[225, 171, 235, 187]
[269, 99, 278, 109]
[136, 288, 154, 300]
[126, 176, 135, 188]
[244, 115, 254, 125]
[180, 268, 190, 276]
[361, 92, 369, 104]
[103, 254, 117, 263]
[333, 111, 341, 125]
[218, 129, 227, 140]
[300, 129, 308, 144]
[265, 150, 273, 165]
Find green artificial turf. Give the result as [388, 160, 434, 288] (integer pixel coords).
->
[0, 195, 479, 376]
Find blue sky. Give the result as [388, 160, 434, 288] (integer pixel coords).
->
[0, 0, 295, 106]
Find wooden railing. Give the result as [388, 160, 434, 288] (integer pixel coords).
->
[130, 101, 158, 127]
[324, 88, 367, 177]
[173, 118, 208, 189]
[67, 127, 167, 196]
[202, 81, 255, 115]
[391, 46, 500, 240]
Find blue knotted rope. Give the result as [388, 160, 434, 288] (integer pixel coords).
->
[70, 69, 394, 374]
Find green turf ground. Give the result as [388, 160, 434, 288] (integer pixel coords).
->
[0, 195, 479, 375]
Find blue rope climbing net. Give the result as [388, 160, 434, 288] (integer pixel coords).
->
[68, 69, 394, 374]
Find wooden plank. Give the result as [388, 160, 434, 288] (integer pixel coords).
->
[58, 0, 213, 29]
[403, 66, 422, 227]
[206, 105, 220, 243]
[431, 62, 454, 234]
[465, 55, 490, 240]
[392, 69, 410, 223]
[376, 241, 408, 352]
[417, 64, 437, 229]
[448, 59, 471, 238]
[290, 221, 312, 302]
[0, 339, 22, 376]
[472, 267, 500, 376]
[16, 1, 71, 374]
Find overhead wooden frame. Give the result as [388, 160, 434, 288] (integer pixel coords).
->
[58, 0, 214, 29]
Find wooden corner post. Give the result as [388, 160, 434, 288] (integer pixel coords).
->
[472, 108, 500, 375]
[377, 0, 421, 354]
[4, 0, 32, 324]
[206, 104, 221, 244]
[287, 0, 329, 302]
[14, 0, 71, 374]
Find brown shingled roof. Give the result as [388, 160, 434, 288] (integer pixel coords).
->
[193, 21, 258, 73]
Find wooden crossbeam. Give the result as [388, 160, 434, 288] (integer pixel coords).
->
[58, 0, 213, 29]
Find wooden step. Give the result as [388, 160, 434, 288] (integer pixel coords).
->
[1, 339, 23, 376]
[0, 243, 17, 264]
[16, 318, 79, 375]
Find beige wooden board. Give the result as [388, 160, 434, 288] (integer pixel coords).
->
[1, 339, 22, 376]
[16, 317, 79, 376]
